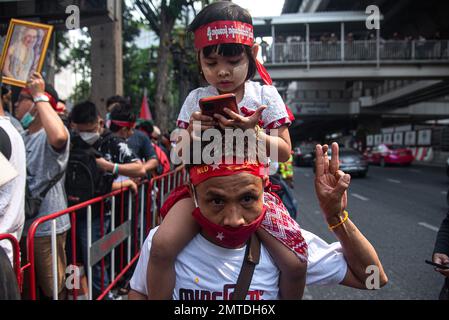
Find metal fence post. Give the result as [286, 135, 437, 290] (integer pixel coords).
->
[87, 205, 92, 300]
[51, 220, 58, 300]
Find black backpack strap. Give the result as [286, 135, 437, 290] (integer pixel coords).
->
[0, 126, 12, 160]
[232, 234, 261, 300]
[38, 169, 66, 199]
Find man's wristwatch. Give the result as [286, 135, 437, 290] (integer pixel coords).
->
[33, 95, 50, 104]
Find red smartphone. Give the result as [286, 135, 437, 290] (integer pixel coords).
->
[199, 93, 239, 119]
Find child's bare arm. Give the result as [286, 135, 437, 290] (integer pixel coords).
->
[257, 228, 307, 300]
[259, 125, 292, 163]
[147, 197, 199, 299]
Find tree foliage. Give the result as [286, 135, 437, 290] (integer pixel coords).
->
[135, 0, 205, 132]
[122, 2, 155, 114]
[56, 28, 91, 103]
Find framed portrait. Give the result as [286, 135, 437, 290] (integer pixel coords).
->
[0, 19, 53, 87]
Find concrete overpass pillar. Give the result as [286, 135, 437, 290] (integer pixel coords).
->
[89, 1, 123, 117]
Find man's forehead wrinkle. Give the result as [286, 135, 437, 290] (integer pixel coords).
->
[200, 181, 260, 198]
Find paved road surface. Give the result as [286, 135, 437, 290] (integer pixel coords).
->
[292, 164, 448, 300]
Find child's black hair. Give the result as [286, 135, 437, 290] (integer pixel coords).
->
[189, 1, 257, 81]
[109, 102, 136, 133]
[70, 101, 99, 125]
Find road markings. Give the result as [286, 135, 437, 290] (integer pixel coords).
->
[418, 222, 439, 232]
[314, 210, 321, 215]
[387, 179, 401, 184]
[409, 169, 421, 173]
[304, 173, 311, 178]
[442, 191, 447, 195]
[352, 193, 369, 201]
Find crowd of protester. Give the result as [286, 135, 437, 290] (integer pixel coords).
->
[0, 0, 447, 302]
[0, 71, 179, 299]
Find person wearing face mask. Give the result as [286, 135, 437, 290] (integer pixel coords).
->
[67, 101, 145, 299]
[129, 141, 388, 300]
[14, 72, 70, 300]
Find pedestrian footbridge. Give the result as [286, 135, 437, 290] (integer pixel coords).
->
[258, 40, 449, 80]
[253, 12, 449, 80]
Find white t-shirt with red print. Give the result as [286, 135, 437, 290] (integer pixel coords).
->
[177, 81, 291, 130]
[130, 227, 348, 300]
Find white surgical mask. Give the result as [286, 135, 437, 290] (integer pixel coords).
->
[79, 132, 100, 145]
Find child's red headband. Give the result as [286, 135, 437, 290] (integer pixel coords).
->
[194, 20, 273, 86]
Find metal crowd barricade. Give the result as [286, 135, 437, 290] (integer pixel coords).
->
[21, 166, 186, 300]
[0, 233, 22, 289]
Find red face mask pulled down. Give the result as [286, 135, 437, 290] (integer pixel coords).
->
[189, 161, 268, 248]
[191, 204, 266, 248]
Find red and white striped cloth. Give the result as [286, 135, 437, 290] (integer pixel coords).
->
[410, 147, 433, 161]
[261, 192, 308, 262]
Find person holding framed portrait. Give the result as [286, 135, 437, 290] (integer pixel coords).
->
[0, 19, 53, 88]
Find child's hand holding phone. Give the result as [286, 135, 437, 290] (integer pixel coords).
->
[199, 93, 267, 130]
[188, 111, 216, 134]
[214, 104, 266, 130]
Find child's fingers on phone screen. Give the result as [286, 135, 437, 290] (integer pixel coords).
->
[214, 115, 234, 128]
[192, 112, 213, 122]
[217, 122, 234, 130]
[213, 113, 228, 123]
[199, 120, 216, 126]
[201, 125, 215, 131]
[223, 108, 245, 121]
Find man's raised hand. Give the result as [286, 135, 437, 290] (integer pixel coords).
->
[314, 142, 351, 220]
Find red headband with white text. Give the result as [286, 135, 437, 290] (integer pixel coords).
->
[194, 20, 273, 85]
[189, 161, 269, 186]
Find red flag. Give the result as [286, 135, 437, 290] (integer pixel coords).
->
[139, 89, 152, 120]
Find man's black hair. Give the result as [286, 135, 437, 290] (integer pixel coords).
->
[70, 101, 99, 125]
[106, 95, 129, 109]
[0, 72, 8, 97]
[188, 1, 256, 81]
[45, 83, 59, 103]
[109, 102, 136, 133]
[136, 120, 154, 137]
[1, 86, 10, 97]
[0, 73, 6, 99]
